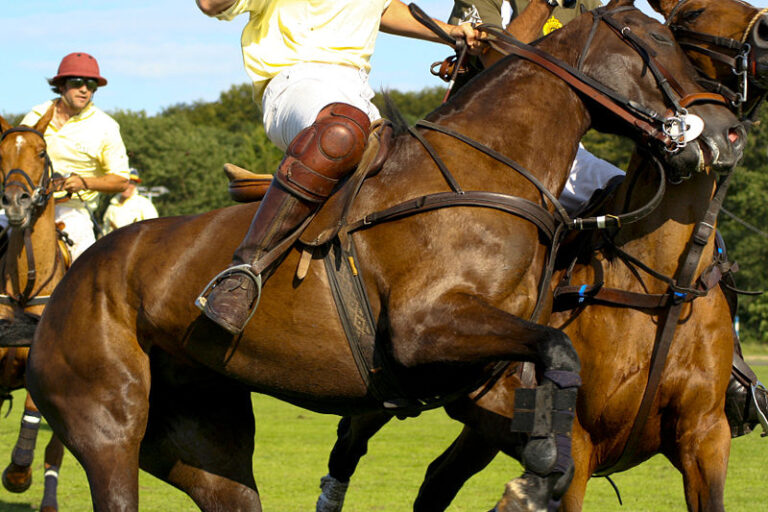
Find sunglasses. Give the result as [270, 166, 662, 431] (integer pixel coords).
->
[65, 77, 99, 91]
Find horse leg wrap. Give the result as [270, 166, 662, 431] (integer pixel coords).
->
[316, 474, 349, 512]
[41, 465, 59, 511]
[11, 410, 41, 467]
[510, 370, 581, 477]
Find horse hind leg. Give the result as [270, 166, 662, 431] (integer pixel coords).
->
[140, 352, 262, 512]
[317, 412, 393, 512]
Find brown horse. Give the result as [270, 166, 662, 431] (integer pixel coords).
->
[316, 1, 768, 511]
[25, 2, 744, 510]
[0, 108, 68, 512]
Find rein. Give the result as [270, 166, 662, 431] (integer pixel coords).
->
[481, 6, 728, 153]
[0, 126, 60, 308]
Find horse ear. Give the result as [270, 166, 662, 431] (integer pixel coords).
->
[0, 115, 11, 134]
[32, 103, 55, 133]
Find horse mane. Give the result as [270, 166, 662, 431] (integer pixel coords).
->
[378, 91, 410, 137]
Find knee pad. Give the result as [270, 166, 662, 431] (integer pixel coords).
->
[276, 103, 371, 203]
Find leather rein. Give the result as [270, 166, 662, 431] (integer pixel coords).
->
[0, 126, 63, 310]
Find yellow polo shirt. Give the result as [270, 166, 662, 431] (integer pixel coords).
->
[215, 0, 392, 99]
[21, 100, 131, 211]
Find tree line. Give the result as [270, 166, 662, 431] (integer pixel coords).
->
[5, 83, 767, 344]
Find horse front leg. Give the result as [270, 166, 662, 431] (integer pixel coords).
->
[40, 434, 65, 512]
[390, 294, 581, 512]
[674, 413, 730, 512]
[2, 392, 43, 494]
[317, 412, 393, 512]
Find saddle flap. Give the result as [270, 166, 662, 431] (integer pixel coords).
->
[299, 119, 393, 247]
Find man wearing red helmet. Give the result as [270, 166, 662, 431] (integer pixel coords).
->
[20, 52, 131, 260]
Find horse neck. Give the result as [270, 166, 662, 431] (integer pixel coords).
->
[424, 57, 591, 197]
[2, 203, 62, 297]
[606, 159, 720, 292]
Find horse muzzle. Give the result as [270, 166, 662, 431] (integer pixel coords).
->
[1, 186, 35, 228]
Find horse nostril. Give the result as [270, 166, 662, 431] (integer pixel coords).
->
[728, 125, 747, 154]
[752, 16, 768, 49]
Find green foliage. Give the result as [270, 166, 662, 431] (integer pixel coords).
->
[718, 107, 768, 344]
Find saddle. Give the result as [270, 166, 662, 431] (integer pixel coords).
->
[225, 118, 394, 242]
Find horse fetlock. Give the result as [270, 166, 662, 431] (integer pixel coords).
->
[522, 436, 557, 476]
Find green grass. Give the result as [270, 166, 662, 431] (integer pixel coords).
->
[0, 367, 766, 511]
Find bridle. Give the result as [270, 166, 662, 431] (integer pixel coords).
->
[0, 126, 63, 309]
[482, 5, 728, 154]
[666, 0, 768, 117]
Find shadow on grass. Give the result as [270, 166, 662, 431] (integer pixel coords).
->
[0, 500, 35, 511]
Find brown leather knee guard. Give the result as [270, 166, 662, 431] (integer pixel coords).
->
[275, 103, 371, 203]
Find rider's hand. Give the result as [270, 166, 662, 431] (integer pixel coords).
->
[62, 173, 89, 194]
[448, 23, 484, 54]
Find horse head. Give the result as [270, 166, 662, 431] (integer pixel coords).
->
[565, 0, 746, 181]
[653, 0, 768, 100]
[0, 105, 55, 230]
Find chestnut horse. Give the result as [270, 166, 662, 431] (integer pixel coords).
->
[25, 2, 743, 510]
[316, 1, 767, 511]
[0, 107, 68, 512]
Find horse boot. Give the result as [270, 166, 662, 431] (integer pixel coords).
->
[725, 336, 768, 437]
[196, 103, 371, 334]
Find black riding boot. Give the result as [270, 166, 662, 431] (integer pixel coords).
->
[725, 330, 768, 437]
[196, 103, 371, 334]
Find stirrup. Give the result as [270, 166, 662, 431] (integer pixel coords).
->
[752, 381, 768, 437]
[194, 264, 263, 333]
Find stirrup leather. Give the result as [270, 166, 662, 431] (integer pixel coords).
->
[195, 264, 263, 331]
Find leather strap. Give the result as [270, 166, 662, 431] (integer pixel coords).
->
[596, 171, 733, 476]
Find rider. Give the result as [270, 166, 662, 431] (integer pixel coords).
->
[20, 52, 130, 260]
[194, 0, 482, 335]
[4, 51, 130, 510]
[102, 168, 159, 235]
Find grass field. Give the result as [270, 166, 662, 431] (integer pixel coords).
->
[0, 367, 765, 511]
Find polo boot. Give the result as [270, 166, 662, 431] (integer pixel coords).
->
[196, 103, 371, 334]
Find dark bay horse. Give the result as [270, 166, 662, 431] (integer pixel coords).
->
[0, 108, 68, 512]
[316, 1, 767, 511]
[25, 2, 744, 510]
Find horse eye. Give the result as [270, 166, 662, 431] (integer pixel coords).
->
[651, 32, 672, 45]
[679, 8, 705, 24]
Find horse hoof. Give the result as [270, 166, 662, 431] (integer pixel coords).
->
[2, 464, 33, 493]
[495, 478, 547, 512]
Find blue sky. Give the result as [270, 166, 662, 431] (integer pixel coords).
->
[2, 1, 763, 117]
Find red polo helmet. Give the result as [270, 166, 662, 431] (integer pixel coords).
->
[53, 52, 108, 86]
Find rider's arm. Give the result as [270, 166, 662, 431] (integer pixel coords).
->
[62, 174, 128, 194]
[381, 0, 481, 50]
